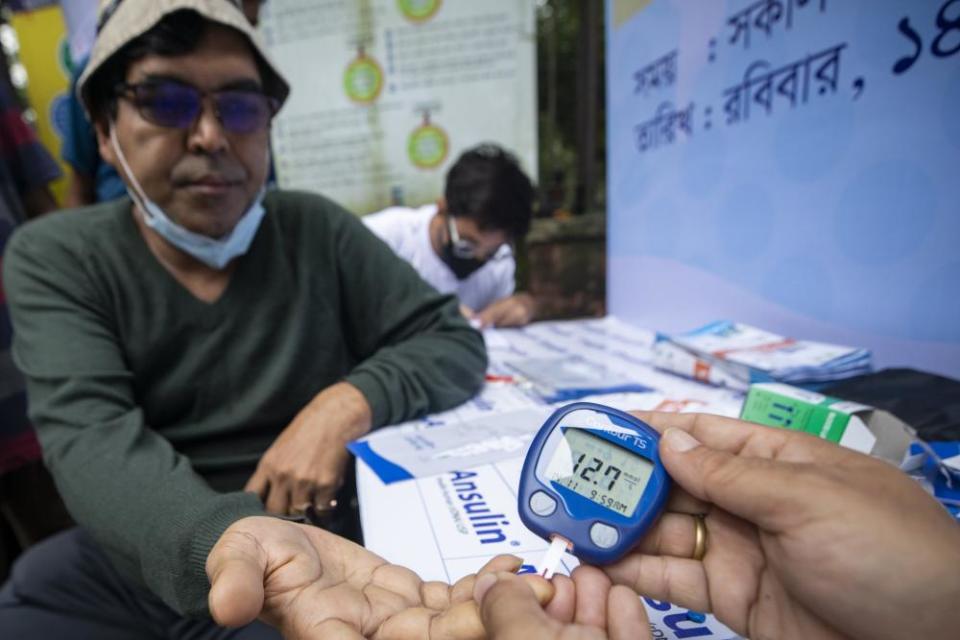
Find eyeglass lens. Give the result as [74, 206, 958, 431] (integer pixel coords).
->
[129, 81, 275, 134]
[447, 215, 479, 258]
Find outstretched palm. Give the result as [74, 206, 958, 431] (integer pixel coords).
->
[207, 516, 536, 639]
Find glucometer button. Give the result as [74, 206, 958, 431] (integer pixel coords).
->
[589, 522, 619, 549]
[529, 491, 557, 516]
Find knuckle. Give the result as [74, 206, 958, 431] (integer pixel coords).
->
[690, 412, 711, 434]
[697, 449, 739, 488]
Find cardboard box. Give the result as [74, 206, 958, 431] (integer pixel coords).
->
[740, 383, 915, 464]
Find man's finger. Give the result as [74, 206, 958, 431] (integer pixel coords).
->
[478, 554, 523, 575]
[476, 310, 497, 328]
[451, 555, 522, 603]
[632, 412, 780, 456]
[664, 488, 711, 516]
[313, 458, 349, 507]
[427, 600, 487, 640]
[570, 566, 611, 629]
[290, 481, 316, 515]
[603, 553, 710, 614]
[309, 619, 366, 640]
[484, 298, 529, 328]
[607, 585, 651, 640]
[420, 581, 454, 611]
[632, 411, 844, 465]
[264, 481, 292, 515]
[473, 572, 553, 607]
[543, 573, 576, 622]
[635, 512, 705, 558]
[659, 428, 811, 532]
[244, 469, 268, 500]
[206, 530, 268, 627]
[374, 603, 473, 640]
[478, 573, 556, 640]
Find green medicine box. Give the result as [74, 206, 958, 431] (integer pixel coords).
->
[740, 383, 914, 463]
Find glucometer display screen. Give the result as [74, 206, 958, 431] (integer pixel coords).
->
[544, 429, 652, 517]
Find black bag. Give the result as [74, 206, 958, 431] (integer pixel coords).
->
[824, 368, 960, 441]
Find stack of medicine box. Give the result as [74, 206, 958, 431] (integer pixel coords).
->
[740, 383, 914, 464]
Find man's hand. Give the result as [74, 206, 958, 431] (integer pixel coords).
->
[477, 567, 648, 640]
[459, 304, 476, 321]
[245, 382, 372, 515]
[475, 293, 536, 329]
[207, 517, 552, 639]
[603, 412, 960, 640]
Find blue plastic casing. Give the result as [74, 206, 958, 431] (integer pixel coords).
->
[518, 402, 671, 565]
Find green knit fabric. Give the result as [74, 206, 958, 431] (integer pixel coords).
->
[3, 190, 486, 615]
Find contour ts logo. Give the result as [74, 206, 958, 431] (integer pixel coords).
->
[607, 430, 649, 450]
[450, 470, 510, 545]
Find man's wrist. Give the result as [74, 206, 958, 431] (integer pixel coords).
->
[517, 292, 537, 319]
[312, 381, 373, 438]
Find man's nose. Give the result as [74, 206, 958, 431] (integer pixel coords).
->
[187, 99, 229, 154]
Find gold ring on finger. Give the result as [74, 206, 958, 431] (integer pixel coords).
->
[288, 502, 312, 517]
[692, 514, 708, 562]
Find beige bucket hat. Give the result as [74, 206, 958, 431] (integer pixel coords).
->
[77, 0, 289, 115]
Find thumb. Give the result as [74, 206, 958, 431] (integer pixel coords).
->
[660, 427, 806, 531]
[206, 528, 268, 627]
[476, 572, 555, 639]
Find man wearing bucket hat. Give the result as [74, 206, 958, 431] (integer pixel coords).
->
[0, 0, 493, 636]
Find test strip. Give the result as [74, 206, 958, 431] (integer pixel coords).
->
[539, 535, 571, 579]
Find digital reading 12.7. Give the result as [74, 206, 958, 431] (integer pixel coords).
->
[545, 429, 653, 517]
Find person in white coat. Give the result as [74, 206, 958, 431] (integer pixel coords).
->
[365, 144, 537, 328]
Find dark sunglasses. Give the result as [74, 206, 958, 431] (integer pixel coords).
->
[114, 80, 279, 134]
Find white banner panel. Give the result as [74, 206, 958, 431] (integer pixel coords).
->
[262, 0, 537, 214]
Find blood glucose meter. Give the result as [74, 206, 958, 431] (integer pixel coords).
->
[518, 402, 671, 570]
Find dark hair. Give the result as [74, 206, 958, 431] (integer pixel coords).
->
[444, 144, 534, 239]
[85, 9, 281, 124]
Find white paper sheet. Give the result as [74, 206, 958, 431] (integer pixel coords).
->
[350, 408, 551, 483]
[358, 459, 740, 639]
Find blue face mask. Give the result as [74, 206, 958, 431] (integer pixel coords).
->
[110, 125, 267, 270]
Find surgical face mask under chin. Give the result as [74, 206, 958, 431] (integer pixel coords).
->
[109, 125, 266, 270]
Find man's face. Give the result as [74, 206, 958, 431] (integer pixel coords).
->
[448, 216, 509, 261]
[98, 24, 271, 239]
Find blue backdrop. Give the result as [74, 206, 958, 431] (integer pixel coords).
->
[606, 0, 960, 378]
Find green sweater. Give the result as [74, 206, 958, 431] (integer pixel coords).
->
[3, 190, 486, 615]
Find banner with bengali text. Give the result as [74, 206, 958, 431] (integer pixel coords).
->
[606, 0, 960, 378]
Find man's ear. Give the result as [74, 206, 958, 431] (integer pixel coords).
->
[436, 196, 447, 216]
[94, 116, 120, 170]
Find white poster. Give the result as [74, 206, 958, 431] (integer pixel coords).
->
[261, 0, 538, 214]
